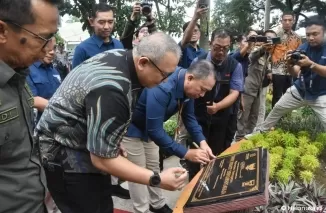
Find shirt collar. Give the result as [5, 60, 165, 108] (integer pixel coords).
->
[0, 61, 29, 87]
[125, 50, 141, 89]
[33, 61, 53, 69]
[92, 34, 113, 48]
[0, 60, 16, 87]
[175, 68, 186, 99]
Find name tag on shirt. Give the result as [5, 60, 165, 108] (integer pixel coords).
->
[53, 75, 61, 83]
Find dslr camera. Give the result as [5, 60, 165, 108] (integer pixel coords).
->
[198, 0, 208, 8]
[140, 0, 153, 17]
[289, 50, 306, 62]
[247, 36, 281, 45]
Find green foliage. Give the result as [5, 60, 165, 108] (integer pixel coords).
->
[239, 129, 325, 184]
[300, 170, 315, 183]
[300, 155, 320, 171]
[276, 169, 294, 184]
[270, 146, 284, 156]
[252, 0, 326, 30]
[239, 140, 255, 151]
[284, 148, 300, 162]
[211, 0, 255, 35]
[59, 0, 194, 37]
[163, 119, 177, 138]
[305, 144, 320, 157]
[276, 107, 324, 140]
[282, 132, 297, 147]
[55, 33, 65, 44]
[282, 158, 296, 171]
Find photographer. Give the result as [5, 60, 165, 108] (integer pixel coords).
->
[248, 18, 326, 135]
[121, 2, 156, 50]
[178, 1, 208, 68]
[236, 30, 276, 140]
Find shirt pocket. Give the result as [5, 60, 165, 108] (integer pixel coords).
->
[33, 78, 53, 99]
[0, 108, 26, 162]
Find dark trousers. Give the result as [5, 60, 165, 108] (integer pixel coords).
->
[45, 169, 113, 213]
[225, 113, 237, 146]
[272, 74, 292, 108]
[187, 113, 231, 180]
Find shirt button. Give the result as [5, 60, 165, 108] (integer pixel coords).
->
[4, 133, 9, 141]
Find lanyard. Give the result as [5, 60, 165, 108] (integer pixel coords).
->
[174, 69, 185, 142]
[174, 99, 184, 141]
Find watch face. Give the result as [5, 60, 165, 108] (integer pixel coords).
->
[151, 174, 161, 186]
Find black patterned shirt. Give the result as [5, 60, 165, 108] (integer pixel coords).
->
[36, 49, 142, 173]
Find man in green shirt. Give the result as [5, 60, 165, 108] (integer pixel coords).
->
[0, 0, 59, 212]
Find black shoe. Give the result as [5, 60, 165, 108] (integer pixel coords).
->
[149, 204, 172, 213]
[112, 184, 130, 199]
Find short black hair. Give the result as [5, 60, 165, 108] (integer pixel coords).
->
[304, 16, 325, 29]
[90, 3, 114, 18]
[282, 11, 294, 19]
[0, 0, 61, 26]
[182, 21, 200, 32]
[264, 29, 277, 36]
[210, 29, 231, 42]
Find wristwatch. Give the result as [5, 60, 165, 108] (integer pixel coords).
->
[149, 172, 161, 187]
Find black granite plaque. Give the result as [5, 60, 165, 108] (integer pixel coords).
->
[186, 148, 267, 207]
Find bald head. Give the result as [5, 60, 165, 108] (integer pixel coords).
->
[133, 32, 182, 64]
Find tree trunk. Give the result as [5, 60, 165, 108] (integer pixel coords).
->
[154, 0, 164, 30]
[293, 0, 306, 30]
[199, 0, 210, 50]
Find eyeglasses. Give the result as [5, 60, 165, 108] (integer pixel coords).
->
[145, 57, 171, 81]
[212, 44, 230, 52]
[4, 20, 57, 49]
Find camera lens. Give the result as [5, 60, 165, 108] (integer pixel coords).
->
[142, 5, 151, 16]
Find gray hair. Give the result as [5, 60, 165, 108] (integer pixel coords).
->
[133, 32, 182, 64]
[187, 60, 216, 80]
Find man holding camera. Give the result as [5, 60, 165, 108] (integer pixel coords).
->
[249, 18, 326, 134]
[236, 30, 276, 140]
[121, 2, 156, 49]
[178, 1, 208, 69]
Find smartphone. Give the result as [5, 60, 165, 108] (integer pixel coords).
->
[198, 0, 208, 8]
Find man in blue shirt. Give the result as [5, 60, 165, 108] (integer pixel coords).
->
[71, 3, 128, 199]
[27, 38, 61, 124]
[72, 3, 124, 68]
[121, 60, 216, 213]
[249, 17, 326, 135]
[188, 29, 244, 180]
[178, 3, 207, 69]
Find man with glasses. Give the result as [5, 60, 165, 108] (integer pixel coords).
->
[121, 60, 216, 213]
[36, 32, 188, 213]
[72, 3, 123, 68]
[187, 29, 244, 180]
[0, 0, 59, 212]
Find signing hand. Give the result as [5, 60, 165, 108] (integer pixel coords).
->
[184, 149, 210, 164]
[159, 167, 188, 191]
[199, 141, 216, 159]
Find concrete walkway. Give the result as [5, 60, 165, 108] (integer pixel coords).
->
[113, 156, 188, 212]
